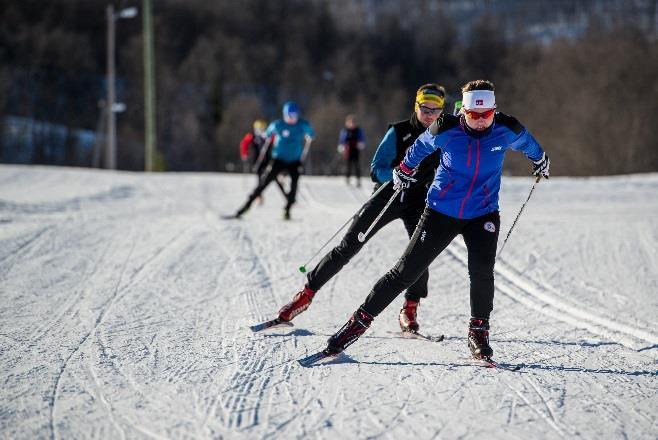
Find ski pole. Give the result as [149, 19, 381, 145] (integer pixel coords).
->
[298, 181, 391, 273]
[357, 187, 402, 243]
[497, 175, 541, 258]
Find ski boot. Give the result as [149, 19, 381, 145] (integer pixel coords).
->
[283, 208, 291, 221]
[399, 299, 420, 332]
[468, 317, 493, 360]
[278, 286, 315, 321]
[326, 308, 373, 354]
[234, 204, 249, 219]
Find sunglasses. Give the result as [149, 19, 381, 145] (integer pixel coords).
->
[418, 105, 442, 116]
[464, 108, 496, 120]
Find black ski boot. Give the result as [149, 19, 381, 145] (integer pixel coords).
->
[468, 317, 493, 360]
[326, 308, 373, 354]
[283, 203, 292, 220]
[234, 205, 249, 219]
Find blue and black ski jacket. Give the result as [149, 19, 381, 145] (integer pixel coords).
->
[403, 113, 545, 219]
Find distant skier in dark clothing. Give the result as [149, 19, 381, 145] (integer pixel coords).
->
[337, 114, 365, 187]
[276, 84, 447, 332]
[229, 101, 314, 220]
[323, 79, 550, 361]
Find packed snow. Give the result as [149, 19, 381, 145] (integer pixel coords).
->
[1, 164, 656, 439]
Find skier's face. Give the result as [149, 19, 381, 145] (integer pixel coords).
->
[464, 107, 495, 131]
[284, 114, 299, 124]
[416, 102, 442, 128]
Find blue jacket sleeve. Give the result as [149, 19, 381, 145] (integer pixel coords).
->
[402, 129, 440, 169]
[507, 128, 544, 161]
[338, 128, 347, 144]
[304, 121, 315, 139]
[370, 127, 397, 183]
[265, 121, 277, 137]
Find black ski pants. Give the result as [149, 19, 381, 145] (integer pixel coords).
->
[239, 159, 300, 213]
[345, 157, 360, 181]
[306, 184, 429, 301]
[361, 207, 500, 319]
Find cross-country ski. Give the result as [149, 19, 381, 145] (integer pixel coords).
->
[249, 318, 294, 332]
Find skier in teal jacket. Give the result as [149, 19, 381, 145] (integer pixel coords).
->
[230, 101, 314, 220]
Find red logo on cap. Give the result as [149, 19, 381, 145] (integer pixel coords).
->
[476, 99, 483, 105]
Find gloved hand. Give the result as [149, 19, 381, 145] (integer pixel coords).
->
[392, 162, 417, 190]
[532, 152, 550, 179]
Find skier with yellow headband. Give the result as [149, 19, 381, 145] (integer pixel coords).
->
[271, 84, 447, 335]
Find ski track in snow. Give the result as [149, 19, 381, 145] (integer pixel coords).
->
[446, 240, 658, 350]
[0, 165, 656, 439]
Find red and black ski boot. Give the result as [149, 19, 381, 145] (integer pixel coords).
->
[399, 299, 420, 332]
[468, 317, 493, 360]
[325, 308, 373, 354]
[278, 286, 315, 322]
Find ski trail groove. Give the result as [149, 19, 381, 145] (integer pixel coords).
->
[205, 214, 289, 435]
[49, 231, 138, 440]
[29, 228, 115, 343]
[446, 241, 656, 350]
[0, 225, 54, 267]
[502, 378, 566, 438]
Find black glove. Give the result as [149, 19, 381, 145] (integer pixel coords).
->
[532, 152, 550, 179]
[392, 162, 417, 190]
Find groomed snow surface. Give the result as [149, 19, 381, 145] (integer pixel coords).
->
[1, 164, 656, 439]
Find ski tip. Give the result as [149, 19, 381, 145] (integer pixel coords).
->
[220, 214, 240, 220]
[297, 350, 343, 367]
[249, 319, 294, 332]
[397, 330, 445, 343]
[297, 352, 326, 367]
[479, 357, 523, 372]
[432, 334, 446, 342]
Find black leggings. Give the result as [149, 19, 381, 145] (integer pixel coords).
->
[239, 159, 300, 212]
[345, 158, 360, 180]
[361, 207, 500, 319]
[306, 185, 429, 301]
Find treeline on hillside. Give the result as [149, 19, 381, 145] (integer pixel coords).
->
[1, 0, 657, 175]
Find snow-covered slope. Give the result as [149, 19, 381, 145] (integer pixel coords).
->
[1, 165, 656, 439]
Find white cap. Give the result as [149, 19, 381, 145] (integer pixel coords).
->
[462, 90, 496, 110]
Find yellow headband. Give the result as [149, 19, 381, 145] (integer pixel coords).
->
[415, 89, 445, 110]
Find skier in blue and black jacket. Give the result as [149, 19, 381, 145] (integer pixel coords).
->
[230, 101, 315, 220]
[325, 79, 551, 361]
[276, 84, 447, 331]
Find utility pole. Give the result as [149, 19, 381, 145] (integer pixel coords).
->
[105, 5, 137, 170]
[143, 0, 156, 171]
[105, 5, 116, 170]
